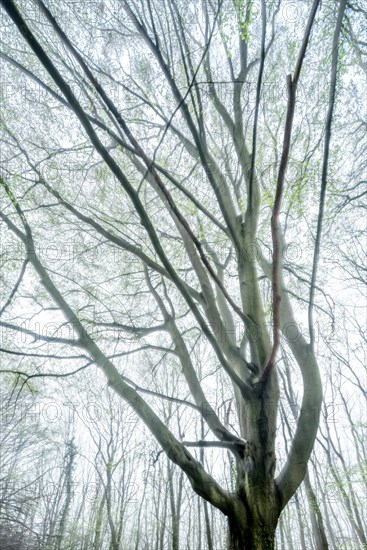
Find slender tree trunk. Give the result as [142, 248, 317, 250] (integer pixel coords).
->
[203, 500, 214, 550]
[304, 470, 328, 549]
[94, 493, 106, 550]
[57, 439, 77, 550]
[294, 492, 307, 550]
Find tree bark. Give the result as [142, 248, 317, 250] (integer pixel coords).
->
[226, 472, 279, 550]
[227, 514, 277, 550]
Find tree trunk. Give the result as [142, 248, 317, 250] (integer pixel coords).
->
[224, 370, 280, 550]
[227, 516, 277, 550]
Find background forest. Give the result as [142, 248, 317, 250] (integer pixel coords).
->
[0, 0, 366, 548]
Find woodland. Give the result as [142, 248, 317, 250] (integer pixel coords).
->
[0, 0, 366, 549]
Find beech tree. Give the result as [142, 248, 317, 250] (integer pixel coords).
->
[0, 0, 362, 548]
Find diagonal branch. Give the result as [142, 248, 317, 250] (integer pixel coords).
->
[0, 258, 28, 316]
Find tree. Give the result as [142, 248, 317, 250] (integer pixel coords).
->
[0, 0, 360, 548]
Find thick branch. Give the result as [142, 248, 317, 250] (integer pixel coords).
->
[261, 0, 321, 381]
[258, 249, 322, 510]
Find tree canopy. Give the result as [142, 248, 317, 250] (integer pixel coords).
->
[0, 1, 366, 548]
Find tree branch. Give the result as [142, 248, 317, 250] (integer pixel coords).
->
[308, 0, 348, 350]
[261, 0, 321, 381]
[0, 258, 28, 316]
